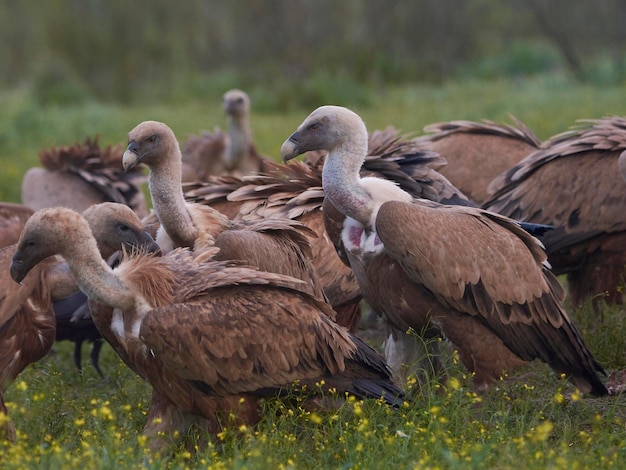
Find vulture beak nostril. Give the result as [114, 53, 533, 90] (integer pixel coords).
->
[127, 141, 140, 154]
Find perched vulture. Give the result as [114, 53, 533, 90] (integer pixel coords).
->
[10, 208, 404, 452]
[414, 117, 542, 205]
[181, 89, 269, 181]
[281, 105, 608, 396]
[21, 137, 148, 217]
[484, 117, 626, 311]
[0, 203, 158, 442]
[123, 120, 324, 301]
[0, 202, 34, 248]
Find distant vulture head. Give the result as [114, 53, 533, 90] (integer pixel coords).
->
[281, 106, 368, 162]
[82, 202, 160, 259]
[123, 121, 179, 172]
[223, 89, 250, 119]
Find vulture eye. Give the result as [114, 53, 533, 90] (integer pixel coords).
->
[118, 224, 130, 232]
[147, 135, 158, 144]
[309, 123, 321, 132]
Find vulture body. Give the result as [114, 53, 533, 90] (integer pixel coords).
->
[0, 202, 34, 248]
[414, 118, 541, 204]
[0, 203, 158, 441]
[484, 117, 626, 310]
[181, 89, 268, 181]
[21, 137, 148, 217]
[281, 106, 607, 396]
[10, 208, 404, 452]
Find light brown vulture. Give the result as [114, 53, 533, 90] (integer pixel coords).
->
[484, 117, 626, 311]
[181, 89, 269, 181]
[414, 117, 542, 205]
[21, 137, 148, 217]
[10, 207, 404, 452]
[281, 105, 607, 396]
[0, 203, 158, 442]
[0, 202, 34, 248]
[123, 120, 324, 302]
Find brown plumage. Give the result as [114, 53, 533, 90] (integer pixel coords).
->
[181, 89, 269, 181]
[123, 120, 324, 302]
[0, 203, 157, 441]
[10, 208, 404, 452]
[0, 202, 34, 248]
[414, 117, 541, 204]
[21, 136, 148, 217]
[485, 117, 626, 310]
[176, 128, 471, 332]
[281, 106, 607, 396]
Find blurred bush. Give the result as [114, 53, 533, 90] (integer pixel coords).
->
[0, 0, 624, 109]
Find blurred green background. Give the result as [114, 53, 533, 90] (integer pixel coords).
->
[2, 0, 625, 107]
[1, 0, 625, 202]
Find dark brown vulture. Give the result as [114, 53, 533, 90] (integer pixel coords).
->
[484, 117, 626, 311]
[0, 202, 34, 248]
[181, 89, 269, 181]
[0, 203, 158, 442]
[10, 208, 404, 453]
[414, 117, 542, 205]
[281, 105, 607, 396]
[21, 137, 148, 217]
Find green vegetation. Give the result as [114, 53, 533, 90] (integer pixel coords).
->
[2, 301, 625, 469]
[1, 76, 626, 468]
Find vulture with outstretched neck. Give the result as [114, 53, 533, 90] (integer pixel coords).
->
[0, 202, 34, 248]
[485, 117, 626, 311]
[181, 89, 268, 181]
[21, 137, 148, 217]
[0, 203, 158, 442]
[281, 105, 607, 396]
[123, 120, 324, 302]
[414, 117, 542, 205]
[10, 208, 404, 452]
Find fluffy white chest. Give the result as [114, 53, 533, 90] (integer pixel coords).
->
[341, 217, 384, 255]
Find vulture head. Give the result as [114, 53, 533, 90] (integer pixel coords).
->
[123, 121, 179, 173]
[281, 105, 368, 162]
[82, 202, 160, 259]
[223, 89, 250, 120]
[10, 204, 158, 284]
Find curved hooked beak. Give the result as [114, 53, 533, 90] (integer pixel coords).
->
[280, 131, 302, 162]
[122, 141, 142, 172]
[10, 252, 27, 284]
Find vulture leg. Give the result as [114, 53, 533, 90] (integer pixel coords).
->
[90, 339, 105, 379]
[73, 340, 84, 375]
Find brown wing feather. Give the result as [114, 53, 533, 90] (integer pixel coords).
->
[375, 201, 606, 394]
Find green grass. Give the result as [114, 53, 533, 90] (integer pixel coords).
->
[2, 76, 626, 468]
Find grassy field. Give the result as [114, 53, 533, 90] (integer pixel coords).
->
[1, 76, 626, 468]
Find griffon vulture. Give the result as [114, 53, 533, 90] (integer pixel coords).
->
[0, 203, 158, 442]
[177, 127, 470, 332]
[414, 117, 541, 204]
[123, 120, 324, 302]
[281, 105, 607, 396]
[10, 207, 404, 452]
[181, 89, 269, 181]
[485, 117, 626, 311]
[21, 137, 148, 217]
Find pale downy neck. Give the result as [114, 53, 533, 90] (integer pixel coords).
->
[60, 234, 135, 313]
[225, 114, 251, 170]
[148, 145, 199, 248]
[322, 135, 374, 227]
